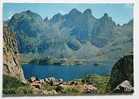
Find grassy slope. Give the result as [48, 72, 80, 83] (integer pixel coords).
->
[3, 75, 33, 96]
[3, 74, 110, 96]
[82, 75, 110, 94]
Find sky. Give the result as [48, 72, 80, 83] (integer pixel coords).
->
[3, 3, 133, 25]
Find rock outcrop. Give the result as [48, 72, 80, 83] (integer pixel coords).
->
[112, 80, 133, 94]
[3, 24, 25, 82]
[108, 55, 133, 93]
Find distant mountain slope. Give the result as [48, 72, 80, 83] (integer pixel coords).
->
[91, 13, 116, 47]
[7, 9, 133, 64]
[94, 20, 133, 64]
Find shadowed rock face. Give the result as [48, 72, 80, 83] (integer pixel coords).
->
[108, 55, 133, 91]
[3, 24, 25, 82]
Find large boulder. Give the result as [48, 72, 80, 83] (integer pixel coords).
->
[30, 76, 36, 82]
[83, 84, 97, 93]
[112, 80, 133, 94]
[108, 55, 133, 93]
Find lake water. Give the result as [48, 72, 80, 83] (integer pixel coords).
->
[22, 63, 112, 81]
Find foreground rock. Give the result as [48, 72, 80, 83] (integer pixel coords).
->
[108, 55, 134, 94]
[29, 76, 98, 95]
[3, 24, 25, 82]
[112, 80, 133, 94]
[83, 84, 97, 93]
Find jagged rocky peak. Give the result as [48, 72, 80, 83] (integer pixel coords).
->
[83, 9, 92, 15]
[9, 10, 44, 37]
[26, 10, 31, 13]
[25, 10, 39, 15]
[104, 13, 108, 17]
[44, 16, 48, 22]
[53, 13, 62, 18]
[103, 13, 109, 19]
[122, 19, 133, 26]
[127, 19, 133, 25]
[117, 24, 121, 27]
[101, 13, 112, 21]
[52, 13, 63, 19]
[69, 8, 81, 15]
[50, 13, 64, 23]
[10, 10, 43, 23]
[99, 12, 116, 26]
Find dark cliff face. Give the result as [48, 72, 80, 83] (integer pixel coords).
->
[3, 24, 25, 81]
[108, 55, 133, 91]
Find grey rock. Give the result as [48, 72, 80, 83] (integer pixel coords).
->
[30, 76, 36, 82]
[112, 80, 134, 93]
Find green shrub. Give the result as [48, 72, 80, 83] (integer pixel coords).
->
[55, 85, 64, 92]
[42, 83, 56, 91]
[63, 87, 80, 95]
[3, 75, 33, 96]
[3, 75, 24, 89]
[15, 86, 33, 95]
[82, 75, 110, 94]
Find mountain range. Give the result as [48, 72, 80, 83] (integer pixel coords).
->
[6, 9, 133, 64]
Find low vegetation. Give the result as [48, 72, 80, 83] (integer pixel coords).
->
[82, 75, 110, 94]
[3, 74, 110, 96]
[63, 87, 81, 95]
[3, 75, 33, 96]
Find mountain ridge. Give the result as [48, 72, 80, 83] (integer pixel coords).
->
[7, 9, 133, 64]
